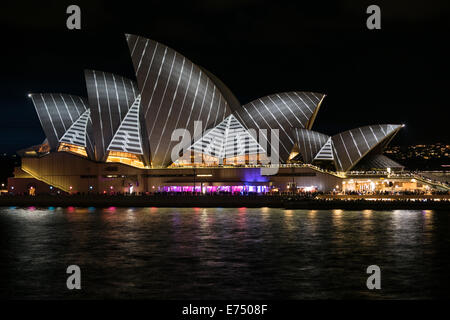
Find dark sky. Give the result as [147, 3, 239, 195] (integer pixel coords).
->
[0, 0, 449, 153]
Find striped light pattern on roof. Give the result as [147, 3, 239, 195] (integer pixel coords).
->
[30, 93, 94, 158]
[188, 114, 265, 160]
[126, 34, 232, 168]
[332, 124, 402, 172]
[59, 109, 90, 147]
[234, 92, 325, 162]
[314, 137, 334, 161]
[107, 95, 144, 155]
[85, 70, 139, 161]
[293, 128, 330, 164]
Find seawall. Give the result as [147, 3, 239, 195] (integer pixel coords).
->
[1, 195, 449, 210]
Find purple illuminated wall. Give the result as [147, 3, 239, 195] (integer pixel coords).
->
[160, 185, 269, 194]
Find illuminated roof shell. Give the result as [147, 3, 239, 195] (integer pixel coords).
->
[233, 92, 325, 162]
[125, 34, 233, 167]
[332, 124, 402, 172]
[188, 114, 265, 159]
[85, 70, 140, 162]
[293, 128, 330, 164]
[30, 93, 95, 159]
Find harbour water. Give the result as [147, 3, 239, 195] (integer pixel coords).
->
[0, 206, 449, 299]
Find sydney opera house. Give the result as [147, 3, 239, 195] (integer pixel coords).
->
[9, 34, 436, 195]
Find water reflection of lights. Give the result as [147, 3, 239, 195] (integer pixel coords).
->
[125, 208, 136, 221]
[103, 206, 116, 213]
[73, 208, 90, 214]
[260, 206, 269, 221]
[306, 210, 318, 226]
[283, 210, 295, 230]
[391, 210, 424, 231]
[237, 207, 247, 227]
[284, 209, 293, 217]
[7, 207, 55, 219]
[422, 210, 434, 234]
[332, 209, 343, 228]
[306, 210, 318, 228]
[225, 207, 245, 230]
[199, 208, 211, 229]
[422, 210, 434, 223]
[361, 209, 374, 236]
[392, 210, 402, 216]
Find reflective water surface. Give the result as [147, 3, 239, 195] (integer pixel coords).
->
[0, 207, 449, 299]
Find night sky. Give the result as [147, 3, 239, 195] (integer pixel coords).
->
[0, 0, 449, 154]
